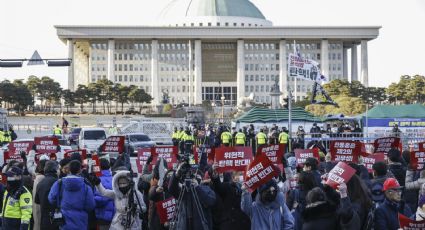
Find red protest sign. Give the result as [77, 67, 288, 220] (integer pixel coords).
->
[326, 162, 356, 189]
[363, 153, 386, 173]
[193, 146, 215, 164]
[3, 151, 24, 164]
[64, 149, 87, 160]
[419, 142, 425, 152]
[258, 144, 285, 164]
[156, 197, 176, 224]
[214, 146, 252, 173]
[34, 136, 59, 154]
[330, 141, 362, 163]
[151, 146, 178, 169]
[294, 148, 320, 167]
[8, 141, 34, 155]
[410, 151, 425, 170]
[136, 148, 152, 173]
[244, 153, 279, 193]
[91, 153, 102, 177]
[101, 136, 125, 153]
[399, 213, 425, 229]
[374, 137, 401, 153]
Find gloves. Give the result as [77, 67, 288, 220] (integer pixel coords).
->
[146, 155, 153, 165]
[89, 174, 101, 186]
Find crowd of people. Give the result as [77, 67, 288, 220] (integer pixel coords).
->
[0, 122, 420, 230]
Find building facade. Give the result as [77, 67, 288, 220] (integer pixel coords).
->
[56, 0, 380, 106]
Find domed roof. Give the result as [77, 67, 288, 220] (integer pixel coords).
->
[158, 0, 272, 27]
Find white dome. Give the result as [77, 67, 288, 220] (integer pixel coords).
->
[158, 0, 272, 27]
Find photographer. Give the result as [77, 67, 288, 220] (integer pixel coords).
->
[168, 162, 217, 230]
[92, 170, 147, 230]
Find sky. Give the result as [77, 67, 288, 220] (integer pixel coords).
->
[1, 0, 424, 88]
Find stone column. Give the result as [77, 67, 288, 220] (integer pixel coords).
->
[321, 39, 329, 77]
[107, 39, 115, 82]
[351, 43, 358, 82]
[237, 40, 245, 105]
[67, 39, 75, 91]
[194, 40, 202, 105]
[151, 40, 160, 105]
[343, 47, 348, 80]
[279, 40, 287, 101]
[361, 40, 369, 87]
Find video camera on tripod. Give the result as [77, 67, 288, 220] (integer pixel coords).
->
[121, 168, 145, 229]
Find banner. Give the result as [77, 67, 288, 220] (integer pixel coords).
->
[410, 151, 425, 170]
[34, 136, 59, 154]
[374, 137, 401, 153]
[136, 148, 152, 173]
[363, 153, 386, 173]
[193, 146, 215, 164]
[258, 144, 285, 164]
[398, 213, 425, 229]
[151, 146, 178, 169]
[156, 197, 176, 224]
[330, 141, 362, 163]
[214, 146, 252, 173]
[326, 162, 356, 189]
[288, 53, 320, 81]
[101, 136, 125, 153]
[3, 151, 24, 164]
[7, 141, 34, 155]
[294, 148, 320, 166]
[419, 142, 425, 152]
[244, 153, 279, 193]
[90, 153, 102, 177]
[64, 149, 87, 160]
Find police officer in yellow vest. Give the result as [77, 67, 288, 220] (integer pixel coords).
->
[181, 127, 195, 154]
[234, 129, 246, 146]
[278, 128, 290, 153]
[256, 128, 268, 151]
[221, 128, 232, 147]
[3, 129, 12, 143]
[1, 166, 33, 230]
[53, 125, 62, 136]
[0, 128, 5, 145]
[172, 127, 180, 146]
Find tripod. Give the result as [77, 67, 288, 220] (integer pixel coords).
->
[122, 170, 144, 230]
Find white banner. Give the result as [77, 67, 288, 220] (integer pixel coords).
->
[288, 53, 321, 82]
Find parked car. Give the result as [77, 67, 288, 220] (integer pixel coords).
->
[78, 128, 107, 152]
[68, 127, 81, 145]
[124, 133, 155, 156]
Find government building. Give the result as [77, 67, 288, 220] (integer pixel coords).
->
[55, 0, 380, 106]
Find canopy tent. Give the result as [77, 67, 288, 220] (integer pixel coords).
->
[365, 104, 425, 118]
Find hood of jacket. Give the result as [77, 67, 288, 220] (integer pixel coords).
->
[302, 200, 338, 221]
[112, 170, 137, 199]
[255, 190, 284, 210]
[63, 175, 86, 192]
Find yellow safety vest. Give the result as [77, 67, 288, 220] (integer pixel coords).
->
[256, 132, 267, 145]
[4, 131, 12, 143]
[1, 186, 33, 225]
[0, 131, 4, 142]
[235, 132, 246, 145]
[53, 127, 62, 135]
[182, 133, 195, 142]
[172, 132, 180, 139]
[221, 132, 232, 144]
[278, 132, 289, 144]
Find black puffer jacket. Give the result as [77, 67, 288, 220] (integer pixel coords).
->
[388, 163, 406, 186]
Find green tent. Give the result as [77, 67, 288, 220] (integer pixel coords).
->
[235, 107, 322, 123]
[366, 104, 425, 118]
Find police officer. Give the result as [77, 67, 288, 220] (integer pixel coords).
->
[0, 128, 5, 145]
[0, 166, 33, 230]
[255, 128, 268, 153]
[182, 127, 195, 154]
[172, 127, 180, 146]
[234, 129, 246, 146]
[220, 128, 232, 147]
[3, 128, 12, 143]
[53, 125, 62, 136]
[278, 128, 290, 153]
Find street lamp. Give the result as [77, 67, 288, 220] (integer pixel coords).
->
[219, 81, 225, 121]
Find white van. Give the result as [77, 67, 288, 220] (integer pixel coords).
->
[78, 128, 107, 152]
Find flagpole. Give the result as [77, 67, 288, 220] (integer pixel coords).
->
[293, 40, 298, 102]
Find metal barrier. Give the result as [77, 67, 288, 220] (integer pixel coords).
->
[9, 120, 54, 139]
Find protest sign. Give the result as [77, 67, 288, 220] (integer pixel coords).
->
[101, 136, 125, 153]
[330, 141, 362, 163]
[244, 153, 278, 193]
[288, 53, 321, 81]
[214, 146, 252, 173]
[374, 137, 401, 153]
[90, 153, 102, 177]
[34, 136, 59, 154]
[326, 162, 356, 189]
[363, 153, 386, 173]
[410, 151, 425, 170]
[398, 213, 425, 229]
[7, 141, 34, 155]
[258, 144, 285, 164]
[151, 146, 178, 169]
[419, 142, 425, 152]
[64, 149, 87, 160]
[193, 146, 215, 164]
[294, 148, 320, 166]
[3, 151, 24, 164]
[136, 148, 152, 173]
[156, 197, 176, 224]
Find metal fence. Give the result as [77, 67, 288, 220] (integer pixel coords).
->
[9, 120, 54, 139]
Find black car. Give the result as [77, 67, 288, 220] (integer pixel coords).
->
[124, 133, 156, 156]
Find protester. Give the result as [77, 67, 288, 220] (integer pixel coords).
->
[387, 148, 407, 187]
[94, 158, 115, 230]
[370, 161, 389, 203]
[415, 195, 425, 221]
[48, 160, 95, 230]
[345, 174, 373, 228]
[30, 159, 47, 230]
[148, 169, 174, 230]
[303, 157, 323, 188]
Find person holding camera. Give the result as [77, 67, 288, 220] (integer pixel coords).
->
[168, 162, 217, 230]
[92, 170, 147, 230]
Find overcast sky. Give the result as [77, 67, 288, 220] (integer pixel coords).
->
[1, 0, 424, 88]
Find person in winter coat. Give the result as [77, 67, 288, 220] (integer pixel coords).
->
[387, 148, 407, 187]
[345, 174, 373, 228]
[28, 158, 47, 230]
[241, 179, 294, 230]
[210, 166, 251, 230]
[415, 195, 425, 221]
[303, 157, 323, 188]
[374, 178, 412, 230]
[93, 170, 147, 230]
[168, 163, 217, 230]
[370, 161, 389, 203]
[302, 184, 360, 230]
[148, 169, 174, 230]
[48, 160, 96, 230]
[94, 159, 115, 230]
[35, 160, 60, 230]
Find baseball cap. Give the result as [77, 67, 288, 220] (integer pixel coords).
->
[383, 178, 403, 191]
[6, 166, 23, 181]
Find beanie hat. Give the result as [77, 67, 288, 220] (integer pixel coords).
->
[70, 152, 82, 163]
[258, 179, 277, 194]
[59, 158, 72, 168]
[44, 161, 59, 174]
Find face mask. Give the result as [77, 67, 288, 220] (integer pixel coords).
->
[7, 180, 21, 192]
[262, 189, 277, 203]
[119, 185, 131, 194]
